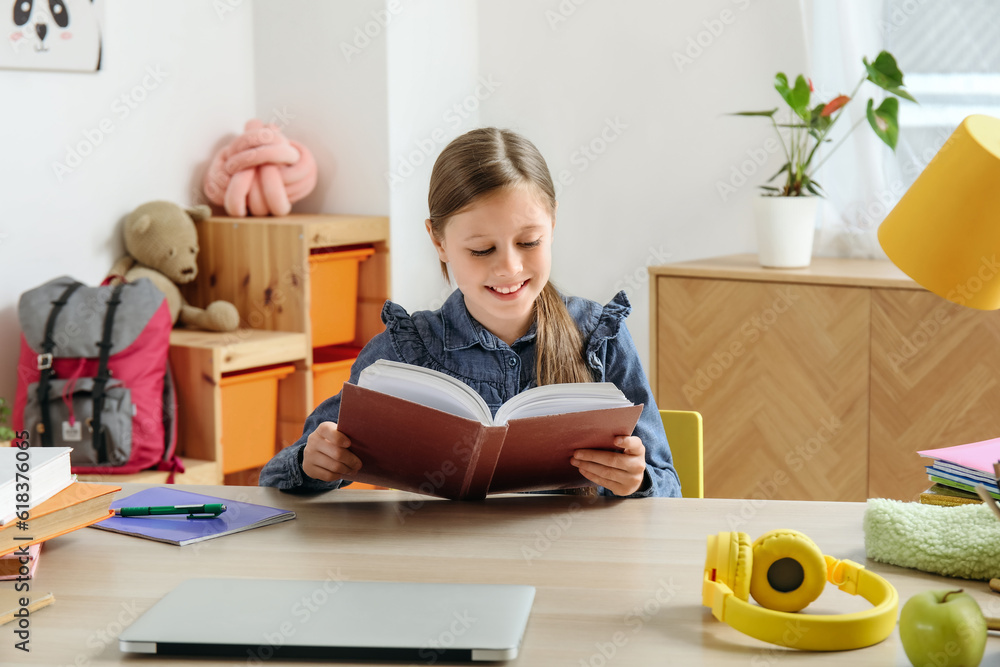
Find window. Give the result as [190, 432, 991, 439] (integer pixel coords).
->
[883, 0, 1000, 191]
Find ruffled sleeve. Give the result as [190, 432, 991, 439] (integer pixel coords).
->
[583, 290, 632, 361]
[381, 300, 433, 366]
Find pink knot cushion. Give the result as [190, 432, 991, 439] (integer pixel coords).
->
[203, 119, 318, 217]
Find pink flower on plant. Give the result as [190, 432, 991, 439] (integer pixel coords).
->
[821, 95, 851, 117]
[808, 78, 814, 92]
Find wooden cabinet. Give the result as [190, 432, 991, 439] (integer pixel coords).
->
[83, 214, 390, 485]
[650, 254, 1000, 501]
[75, 215, 388, 485]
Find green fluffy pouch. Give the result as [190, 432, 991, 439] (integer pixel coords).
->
[864, 498, 1000, 581]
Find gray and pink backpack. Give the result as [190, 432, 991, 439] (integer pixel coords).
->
[13, 276, 181, 477]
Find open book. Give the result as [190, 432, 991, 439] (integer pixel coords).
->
[335, 360, 643, 500]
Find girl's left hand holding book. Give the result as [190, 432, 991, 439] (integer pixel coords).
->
[570, 436, 647, 496]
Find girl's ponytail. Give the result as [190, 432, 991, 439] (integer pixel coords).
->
[534, 282, 592, 385]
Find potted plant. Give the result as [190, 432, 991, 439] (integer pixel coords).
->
[0, 398, 16, 447]
[736, 51, 916, 268]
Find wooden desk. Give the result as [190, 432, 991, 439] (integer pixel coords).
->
[12, 486, 1000, 665]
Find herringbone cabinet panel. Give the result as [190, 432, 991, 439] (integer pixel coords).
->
[651, 255, 1000, 501]
[655, 276, 870, 501]
[871, 289, 1000, 500]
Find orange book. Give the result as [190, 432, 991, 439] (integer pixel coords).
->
[0, 482, 119, 557]
[336, 360, 643, 500]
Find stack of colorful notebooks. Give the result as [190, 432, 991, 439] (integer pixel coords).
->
[918, 438, 1000, 506]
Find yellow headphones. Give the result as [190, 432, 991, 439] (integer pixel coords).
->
[702, 529, 898, 651]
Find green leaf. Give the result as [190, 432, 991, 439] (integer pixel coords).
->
[864, 52, 903, 88]
[732, 109, 779, 117]
[803, 178, 826, 197]
[886, 86, 917, 103]
[792, 75, 811, 120]
[775, 72, 791, 97]
[866, 97, 900, 150]
[775, 73, 811, 120]
[808, 102, 832, 133]
[765, 162, 790, 183]
[759, 185, 782, 193]
[864, 51, 916, 103]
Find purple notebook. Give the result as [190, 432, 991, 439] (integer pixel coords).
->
[91, 488, 295, 546]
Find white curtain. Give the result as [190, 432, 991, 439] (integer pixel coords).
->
[809, 1, 894, 259]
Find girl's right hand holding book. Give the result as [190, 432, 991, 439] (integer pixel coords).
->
[302, 421, 362, 482]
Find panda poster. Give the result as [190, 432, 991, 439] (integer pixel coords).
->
[2, 0, 103, 72]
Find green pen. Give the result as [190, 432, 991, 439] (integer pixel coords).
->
[114, 504, 227, 519]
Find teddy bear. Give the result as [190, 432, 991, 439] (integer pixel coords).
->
[107, 201, 240, 332]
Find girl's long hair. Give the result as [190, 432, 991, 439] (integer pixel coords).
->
[427, 128, 592, 385]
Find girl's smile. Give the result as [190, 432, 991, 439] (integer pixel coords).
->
[487, 279, 528, 297]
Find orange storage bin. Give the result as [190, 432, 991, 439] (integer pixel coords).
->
[310, 246, 376, 347]
[312, 345, 361, 409]
[220, 364, 295, 474]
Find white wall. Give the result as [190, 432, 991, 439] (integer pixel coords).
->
[0, 0, 256, 404]
[386, 0, 480, 312]
[397, 0, 810, 371]
[253, 0, 390, 216]
[0, 0, 809, 405]
[377, 0, 810, 372]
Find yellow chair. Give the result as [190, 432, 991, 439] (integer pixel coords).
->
[659, 410, 704, 499]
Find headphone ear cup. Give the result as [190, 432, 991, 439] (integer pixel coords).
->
[730, 532, 753, 602]
[749, 529, 826, 613]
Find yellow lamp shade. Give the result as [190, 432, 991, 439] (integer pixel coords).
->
[878, 114, 1000, 310]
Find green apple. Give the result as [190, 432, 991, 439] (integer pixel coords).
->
[899, 589, 987, 667]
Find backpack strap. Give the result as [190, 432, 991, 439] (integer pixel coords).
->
[37, 281, 84, 446]
[90, 284, 124, 463]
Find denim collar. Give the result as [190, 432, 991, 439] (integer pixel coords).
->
[441, 289, 537, 351]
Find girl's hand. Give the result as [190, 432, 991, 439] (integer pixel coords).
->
[571, 436, 646, 496]
[302, 421, 362, 482]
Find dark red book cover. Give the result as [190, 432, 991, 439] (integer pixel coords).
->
[336, 383, 643, 499]
[485, 405, 644, 494]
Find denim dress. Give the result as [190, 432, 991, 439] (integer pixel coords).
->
[259, 289, 682, 498]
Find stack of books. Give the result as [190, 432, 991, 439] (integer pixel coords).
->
[918, 484, 984, 507]
[0, 447, 118, 557]
[1, 446, 75, 525]
[918, 438, 1000, 506]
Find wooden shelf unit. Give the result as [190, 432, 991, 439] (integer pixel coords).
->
[97, 214, 391, 485]
[650, 253, 1000, 502]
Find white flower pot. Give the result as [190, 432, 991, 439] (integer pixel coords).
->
[753, 196, 819, 268]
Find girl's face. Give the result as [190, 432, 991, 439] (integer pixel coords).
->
[427, 186, 555, 345]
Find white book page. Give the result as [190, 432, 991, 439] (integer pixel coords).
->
[358, 360, 493, 425]
[494, 383, 632, 425]
[0, 447, 73, 525]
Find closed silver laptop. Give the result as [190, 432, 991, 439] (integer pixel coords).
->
[120, 579, 535, 662]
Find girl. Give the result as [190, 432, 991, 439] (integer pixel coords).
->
[260, 128, 681, 498]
